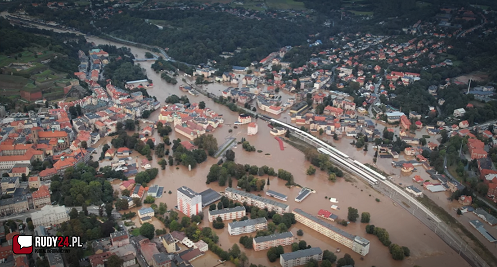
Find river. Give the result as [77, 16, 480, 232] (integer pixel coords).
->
[86, 36, 469, 267]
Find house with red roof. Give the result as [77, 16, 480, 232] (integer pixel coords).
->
[400, 115, 411, 130]
[413, 175, 424, 183]
[116, 147, 131, 157]
[427, 142, 438, 150]
[458, 195, 472, 206]
[401, 163, 414, 172]
[32, 185, 51, 208]
[180, 141, 196, 151]
[120, 179, 135, 191]
[459, 120, 469, 129]
[415, 120, 423, 129]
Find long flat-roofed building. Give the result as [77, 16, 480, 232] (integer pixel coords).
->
[280, 247, 323, 267]
[228, 217, 267, 235]
[292, 208, 370, 256]
[225, 187, 289, 214]
[253, 231, 293, 251]
[177, 186, 202, 216]
[208, 206, 246, 222]
[266, 190, 287, 201]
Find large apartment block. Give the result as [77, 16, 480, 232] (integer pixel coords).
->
[177, 186, 202, 217]
[253, 231, 294, 251]
[208, 206, 246, 222]
[225, 187, 289, 214]
[228, 217, 267, 236]
[293, 209, 370, 256]
[280, 247, 323, 267]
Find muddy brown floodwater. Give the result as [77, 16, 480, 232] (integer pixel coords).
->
[87, 36, 470, 267]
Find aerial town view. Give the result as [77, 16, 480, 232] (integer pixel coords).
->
[1, 0, 497, 267]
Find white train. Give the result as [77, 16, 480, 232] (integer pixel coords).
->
[353, 160, 387, 181]
[318, 148, 379, 185]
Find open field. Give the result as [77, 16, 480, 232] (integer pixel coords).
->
[455, 71, 489, 84]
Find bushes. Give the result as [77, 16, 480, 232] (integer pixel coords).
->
[347, 207, 359, 222]
[239, 236, 253, 249]
[212, 217, 225, 229]
[266, 246, 284, 262]
[366, 225, 410, 260]
[361, 212, 371, 223]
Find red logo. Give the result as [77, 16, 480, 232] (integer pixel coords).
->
[12, 235, 33, 254]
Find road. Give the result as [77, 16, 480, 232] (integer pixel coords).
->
[130, 236, 149, 267]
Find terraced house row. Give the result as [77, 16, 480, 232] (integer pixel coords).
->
[292, 209, 370, 256]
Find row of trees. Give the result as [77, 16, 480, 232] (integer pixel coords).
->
[366, 225, 410, 260]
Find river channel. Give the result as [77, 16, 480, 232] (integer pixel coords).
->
[87, 36, 469, 267]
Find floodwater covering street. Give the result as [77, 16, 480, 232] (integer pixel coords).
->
[87, 36, 470, 267]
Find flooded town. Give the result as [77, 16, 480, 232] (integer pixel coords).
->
[2, 4, 497, 267]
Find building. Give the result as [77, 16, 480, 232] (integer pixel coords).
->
[110, 230, 129, 247]
[147, 185, 160, 198]
[160, 233, 180, 253]
[208, 206, 246, 222]
[194, 240, 208, 252]
[400, 115, 411, 130]
[253, 232, 293, 251]
[247, 122, 258, 135]
[177, 186, 202, 216]
[280, 247, 323, 267]
[406, 185, 423, 197]
[1, 176, 19, 193]
[225, 187, 289, 214]
[47, 253, 64, 267]
[385, 112, 405, 123]
[31, 205, 69, 227]
[236, 114, 251, 125]
[266, 190, 288, 201]
[152, 252, 174, 267]
[140, 239, 160, 266]
[32, 185, 51, 208]
[474, 208, 497, 226]
[469, 220, 497, 243]
[292, 209, 370, 256]
[0, 195, 29, 216]
[459, 195, 473, 206]
[228, 217, 267, 235]
[453, 108, 466, 117]
[138, 207, 154, 223]
[28, 176, 41, 188]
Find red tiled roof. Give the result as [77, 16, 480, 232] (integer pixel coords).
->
[32, 185, 50, 199]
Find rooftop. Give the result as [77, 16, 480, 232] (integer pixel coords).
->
[209, 206, 246, 216]
[225, 187, 289, 210]
[229, 217, 267, 228]
[280, 247, 323, 261]
[200, 188, 222, 207]
[253, 231, 293, 244]
[177, 186, 199, 199]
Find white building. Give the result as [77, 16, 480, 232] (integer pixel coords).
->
[406, 185, 423, 197]
[280, 247, 323, 267]
[247, 122, 258, 136]
[177, 186, 202, 217]
[31, 205, 69, 227]
[228, 217, 267, 235]
[453, 108, 466, 117]
[208, 206, 246, 222]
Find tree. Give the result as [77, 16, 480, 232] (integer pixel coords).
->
[347, 207, 359, 222]
[298, 240, 307, 250]
[297, 229, 304, 236]
[133, 198, 142, 207]
[267, 177, 270, 185]
[81, 141, 88, 149]
[333, 133, 338, 140]
[105, 203, 113, 218]
[322, 250, 337, 263]
[69, 208, 78, 219]
[319, 128, 324, 135]
[320, 260, 332, 267]
[145, 52, 154, 58]
[389, 243, 405, 260]
[115, 198, 129, 211]
[144, 196, 155, 204]
[365, 224, 375, 234]
[306, 166, 316, 175]
[336, 253, 354, 267]
[361, 212, 371, 223]
[402, 246, 411, 257]
[476, 183, 489, 196]
[291, 242, 299, 252]
[213, 216, 225, 229]
[122, 189, 130, 197]
[199, 101, 206, 109]
[209, 204, 216, 211]
[107, 255, 124, 267]
[140, 223, 155, 239]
